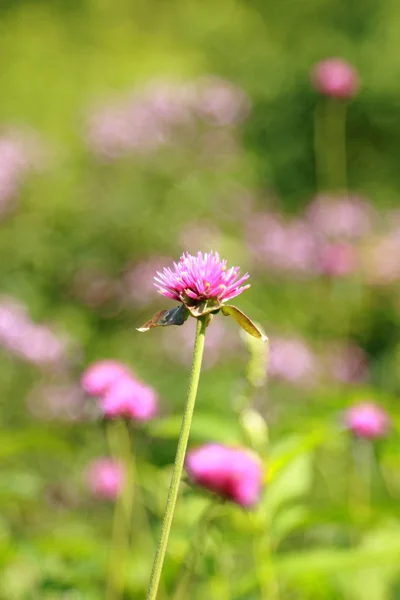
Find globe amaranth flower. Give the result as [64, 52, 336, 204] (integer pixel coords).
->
[86, 458, 125, 500]
[101, 374, 157, 421]
[345, 402, 390, 439]
[81, 359, 130, 397]
[311, 58, 360, 99]
[138, 251, 266, 341]
[186, 444, 263, 507]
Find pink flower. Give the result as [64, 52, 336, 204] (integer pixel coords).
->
[81, 360, 130, 397]
[154, 251, 250, 304]
[101, 375, 157, 421]
[306, 196, 372, 240]
[311, 58, 360, 99]
[186, 444, 263, 507]
[124, 256, 174, 307]
[195, 76, 251, 126]
[318, 242, 358, 277]
[86, 458, 125, 500]
[345, 402, 390, 439]
[327, 343, 369, 384]
[269, 336, 318, 385]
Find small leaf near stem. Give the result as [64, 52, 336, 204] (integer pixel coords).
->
[221, 305, 268, 342]
[137, 305, 189, 332]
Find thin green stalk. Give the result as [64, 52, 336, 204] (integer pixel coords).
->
[146, 316, 207, 600]
[314, 97, 348, 193]
[106, 419, 135, 600]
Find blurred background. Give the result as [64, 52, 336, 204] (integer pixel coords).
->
[1, 0, 400, 598]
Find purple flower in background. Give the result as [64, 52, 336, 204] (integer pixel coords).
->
[27, 384, 86, 422]
[0, 297, 68, 368]
[306, 196, 373, 240]
[86, 76, 251, 159]
[186, 444, 263, 507]
[195, 76, 251, 126]
[318, 242, 358, 277]
[101, 375, 158, 421]
[81, 360, 130, 397]
[327, 343, 369, 384]
[246, 213, 318, 276]
[311, 58, 360, 99]
[86, 458, 125, 500]
[345, 402, 390, 439]
[269, 336, 318, 385]
[154, 251, 250, 304]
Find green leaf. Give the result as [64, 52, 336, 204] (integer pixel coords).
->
[137, 304, 189, 332]
[184, 297, 221, 317]
[221, 305, 267, 341]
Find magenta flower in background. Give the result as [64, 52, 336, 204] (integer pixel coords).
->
[306, 196, 373, 240]
[81, 360, 130, 397]
[318, 242, 358, 277]
[268, 336, 318, 386]
[326, 343, 369, 384]
[186, 444, 263, 507]
[246, 212, 318, 276]
[311, 58, 360, 99]
[195, 76, 251, 126]
[101, 375, 158, 421]
[345, 402, 390, 439]
[0, 297, 68, 368]
[86, 458, 125, 500]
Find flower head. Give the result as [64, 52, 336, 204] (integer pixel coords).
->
[311, 58, 360, 99]
[86, 458, 125, 500]
[81, 360, 130, 397]
[138, 251, 266, 341]
[186, 444, 263, 507]
[345, 402, 390, 439]
[101, 375, 157, 421]
[155, 251, 250, 307]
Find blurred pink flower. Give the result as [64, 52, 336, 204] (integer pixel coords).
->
[269, 336, 318, 385]
[318, 242, 358, 277]
[306, 196, 373, 240]
[361, 235, 400, 285]
[0, 297, 68, 368]
[195, 76, 251, 126]
[86, 76, 250, 159]
[186, 444, 263, 507]
[327, 343, 369, 384]
[345, 402, 390, 439]
[246, 213, 318, 276]
[101, 375, 157, 421]
[81, 360, 130, 397]
[311, 58, 360, 99]
[86, 458, 125, 500]
[27, 384, 87, 422]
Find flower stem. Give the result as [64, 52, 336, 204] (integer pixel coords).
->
[146, 316, 207, 600]
[106, 419, 135, 600]
[314, 97, 348, 193]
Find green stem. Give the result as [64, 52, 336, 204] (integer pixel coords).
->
[106, 419, 135, 600]
[314, 97, 348, 193]
[146, 316, 207, 600]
